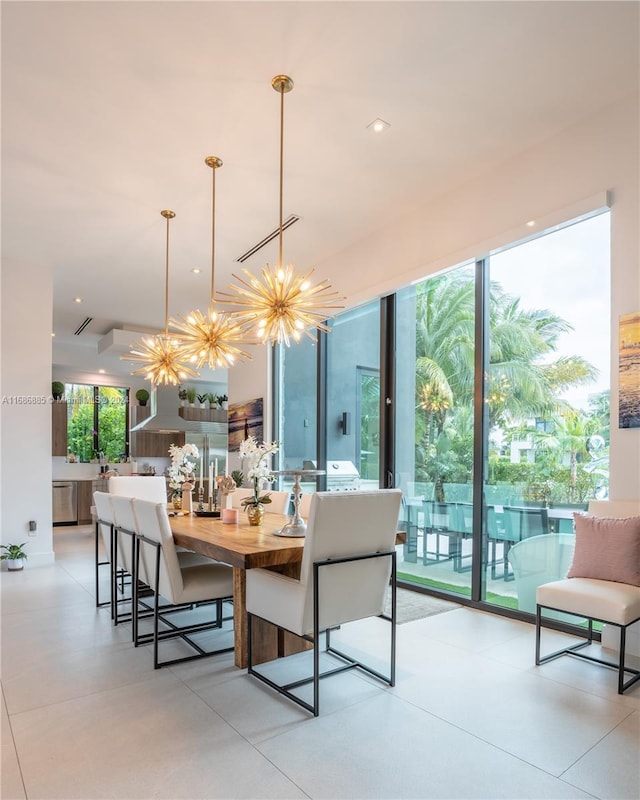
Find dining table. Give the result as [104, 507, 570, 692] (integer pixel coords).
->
[169, 510, 305, 668]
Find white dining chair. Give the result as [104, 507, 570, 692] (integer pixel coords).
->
[132, 499, 234, 668]
[92, 491, 117, 615]
[246, 489, 402, 715]
[109, 475, 168, 502]
[230, 488, 255, 509]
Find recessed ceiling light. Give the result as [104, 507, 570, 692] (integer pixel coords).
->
[98, 369, 105, 374]
[51, 332, 56, 337]
[74, 297, 82, 303]
[191, 268, 201, 274]
[367, 118, 390, 133]
[526, 220, 536, 227]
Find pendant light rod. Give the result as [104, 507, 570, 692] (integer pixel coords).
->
[160, 209, 175, 335]
[272, 75, 293, 269]
[204, 156, 223, 300]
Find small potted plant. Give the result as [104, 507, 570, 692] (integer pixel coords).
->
[135, 388, 150, 407]
[52, 381, 65, 401]
[207, 392, 218, 409]
[178, 387, 188, 407]
[218, 393, 228, 410]
[197, 393, 208, 409]
[186, 386, 197, 407]
[1, 543, 28, 571]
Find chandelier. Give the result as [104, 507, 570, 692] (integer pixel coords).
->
[170, 157, 252, 369]
[124, 210, 199, 385]
[219, 75, 343, 346]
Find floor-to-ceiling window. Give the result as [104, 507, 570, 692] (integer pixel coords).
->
[326, 302, 380, 491]
[273, 336, 318, 500]
[394, 262, 476, 596]
[274, 209, 610, 618]
[482, 211, 611, 612]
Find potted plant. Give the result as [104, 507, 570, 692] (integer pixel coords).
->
[207, 392, 218, 409]
[1, 543, 28, 571]
[197, 393, 208, 409]
[231, 470, 244, 488]
[135, 388, 150, 407]
[52, 381, 65, 401]
[186, 386, 197, 407]
[178, 387, 188, 407]
[218, 393, 228, 410]
[238, 437, 279, 525]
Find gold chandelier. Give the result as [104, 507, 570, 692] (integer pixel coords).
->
[219, 75, 343, 346]
[124, 210, 199, 385]
[170, 157, 251, 369]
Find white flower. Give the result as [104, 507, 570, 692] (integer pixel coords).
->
[167, 443, 200, 492]
[238, 436, 279, 505]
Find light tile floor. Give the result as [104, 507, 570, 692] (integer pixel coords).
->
[1, 525, 638, 800]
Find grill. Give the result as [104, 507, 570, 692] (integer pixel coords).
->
[303, 460, 360, 491]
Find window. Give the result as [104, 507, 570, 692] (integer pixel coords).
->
[65, 384, 129, 462]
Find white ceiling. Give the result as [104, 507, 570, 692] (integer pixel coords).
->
[2, 1, 638, 379]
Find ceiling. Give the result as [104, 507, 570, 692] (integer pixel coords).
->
[2, 1, 638, 379]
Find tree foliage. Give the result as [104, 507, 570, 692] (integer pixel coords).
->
[413, 271, 607, 502]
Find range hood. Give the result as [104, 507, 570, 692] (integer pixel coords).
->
[130, 386, 227, 434]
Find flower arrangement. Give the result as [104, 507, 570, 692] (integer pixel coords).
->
[238, 436, 279, 507]
[168, 442, 199, 496]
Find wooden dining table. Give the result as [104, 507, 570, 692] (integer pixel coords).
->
[169, 510, 305, 668]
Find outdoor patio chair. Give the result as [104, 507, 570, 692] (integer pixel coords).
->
[422, 501, 461, 567]
[246, 489, 402, 716]
[489, 505, 549, 580]
[507, 533, 575, 614]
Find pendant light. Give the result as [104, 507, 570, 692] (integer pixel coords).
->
[171, 157, 251, 368]
[219, 75, 343, 346]
[124, 210, 199, 385]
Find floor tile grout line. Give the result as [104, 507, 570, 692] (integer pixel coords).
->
[178, 668, 314, 798]
[1, 684, 29, 799]
[557, 706, 639, 781]
[388, 689, 604, 790]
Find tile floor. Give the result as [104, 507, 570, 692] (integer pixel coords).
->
[1, 524, 639, 800]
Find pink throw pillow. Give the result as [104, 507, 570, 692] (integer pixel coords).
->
[567, 513, 640, 586]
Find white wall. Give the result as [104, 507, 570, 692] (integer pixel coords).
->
[1, 258, 54, 566]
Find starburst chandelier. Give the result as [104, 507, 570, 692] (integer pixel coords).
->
[170, 157, 251, 369]
[124, 210, 199, 385]
[219, 75, 343, 346]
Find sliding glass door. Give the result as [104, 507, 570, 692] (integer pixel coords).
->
[482, 212, 610, 611]
[394, 263, 476, 597]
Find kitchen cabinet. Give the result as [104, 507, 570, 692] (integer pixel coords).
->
[178, 407, 227, 423]
[77, 480, 95, 524]
[52, 400, 68, 456]
[129, 406, 185, 458]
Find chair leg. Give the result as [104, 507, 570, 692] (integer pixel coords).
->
[619, 625, 626, 695]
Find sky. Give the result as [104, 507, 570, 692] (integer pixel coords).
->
[490, 211, 611, 412]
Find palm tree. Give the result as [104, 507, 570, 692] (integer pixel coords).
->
[487, 290, 598, 427]
[413, 273, 600, 490]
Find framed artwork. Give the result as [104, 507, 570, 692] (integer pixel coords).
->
[619, 312, 640, 429]
[228, 397, 264, 451]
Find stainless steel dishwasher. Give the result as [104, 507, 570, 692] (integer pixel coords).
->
[52, 481, 77, 524]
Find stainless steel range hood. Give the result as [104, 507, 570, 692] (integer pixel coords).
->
[130, 386, 227, 434]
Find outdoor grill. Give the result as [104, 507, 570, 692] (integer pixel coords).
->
[302, 460, 360, 491]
